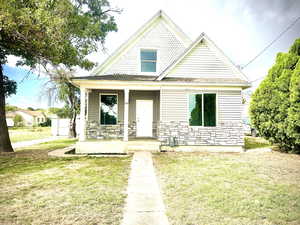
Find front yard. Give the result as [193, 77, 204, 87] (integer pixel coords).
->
[0, 140, 131, 225]
[154, 152, 300, 225]
[9, 127, 52, 143]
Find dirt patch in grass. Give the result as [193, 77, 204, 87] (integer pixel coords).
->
[154, 151, 300, 225]
[0, 141, 131, 225]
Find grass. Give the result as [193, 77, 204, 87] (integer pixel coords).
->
[154, 152, 300, 225]
[244, 136, 272, 149]
[17, 138, 77, 152]
[9, 127, 51, 143]
[0, 139, 131, 225]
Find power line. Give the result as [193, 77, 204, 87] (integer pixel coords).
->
[243, 15, 300, 70]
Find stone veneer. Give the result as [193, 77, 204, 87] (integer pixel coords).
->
[158, 121, 244, 146]
[86, 120, 158, 139]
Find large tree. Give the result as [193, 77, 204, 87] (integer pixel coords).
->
[250, 38, 300, 153]
[47, 68, 80, 138]
[0, 0, 119, 152]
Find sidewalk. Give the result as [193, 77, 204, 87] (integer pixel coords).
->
[12, 136, 63, 149]
[121, 151, 169, 225]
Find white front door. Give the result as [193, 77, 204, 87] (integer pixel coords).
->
[136, 100, 153, 137]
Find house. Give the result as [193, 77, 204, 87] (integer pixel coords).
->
[71, 10, 251, 154]
[9, 110, 47, 127]
[6, 112, 15, 127]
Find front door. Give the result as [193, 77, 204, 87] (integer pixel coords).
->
[136, 100, 153, 137]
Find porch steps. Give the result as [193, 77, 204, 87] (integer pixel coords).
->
[126, 140, 161, 153]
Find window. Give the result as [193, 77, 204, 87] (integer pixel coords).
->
[100, 94, 118, 125]
[140, 50, 157, 72]
[189, 93, 216, 127]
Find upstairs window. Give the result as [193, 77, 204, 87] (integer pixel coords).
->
[189, 93, 216, 127]
[140, 50, 157, 72]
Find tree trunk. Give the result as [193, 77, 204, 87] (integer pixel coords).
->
[69, 111, 77, 138]
[0, 64, 14, 152]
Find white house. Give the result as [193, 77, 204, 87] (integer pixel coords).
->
[71, 10, 251, 154]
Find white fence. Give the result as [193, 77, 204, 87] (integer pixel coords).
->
[51, 117, 81, 136]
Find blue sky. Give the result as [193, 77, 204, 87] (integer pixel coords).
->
[4, 65, 50, 109]
[5, 0, 300, 109]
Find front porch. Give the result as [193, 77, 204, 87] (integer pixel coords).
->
[77, 87, 161, 153]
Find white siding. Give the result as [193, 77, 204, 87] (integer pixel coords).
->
[102, 20, 186, 76]
[160, 89, 188, 121]
[160, 89, 242, 123]
[167, 40, 240, 79]
[218, 90, 242, 121]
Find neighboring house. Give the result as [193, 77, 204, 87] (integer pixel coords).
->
[72, 10, 251, 153]
[6, 112, 15, 127]
[12, 110, 47, 126]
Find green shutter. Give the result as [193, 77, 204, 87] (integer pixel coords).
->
[204, 94, 216, 126]
[189, 94, 202, 126]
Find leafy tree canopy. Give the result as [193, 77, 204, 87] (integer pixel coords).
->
[0, 0, 119, 69]
[5, 105, 18, 112]
[250, 38, 300, 153]
[3, 75, 17, 97]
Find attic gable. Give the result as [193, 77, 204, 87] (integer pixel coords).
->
[157, 33, 249, 81]
[93, 10, 192, 76]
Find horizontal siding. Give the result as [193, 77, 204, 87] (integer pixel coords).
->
[160, 89, 242, 123]
[160, 89, 188, 121]
[88, 90, 124, 122]
[167, 41, 240, 79]
[103, 19, 186, 75]
[218, 90, 242, 121]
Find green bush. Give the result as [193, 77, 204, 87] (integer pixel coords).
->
[250, 38, 300, 153]
[13, 115, 24, 127]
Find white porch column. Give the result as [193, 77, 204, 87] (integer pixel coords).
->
[123, 88, 129, 141]
[79, 87, 86, 141]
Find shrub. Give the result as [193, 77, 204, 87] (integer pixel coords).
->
[13, 115, 24, 127]
[250, 38, 300, 153]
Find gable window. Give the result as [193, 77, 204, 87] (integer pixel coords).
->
[140, 50, 157, 72]
[100, 94, 118, 125]
[189, 93, 216, 127]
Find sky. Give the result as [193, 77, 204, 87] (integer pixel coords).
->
[5, 0, 300, 109]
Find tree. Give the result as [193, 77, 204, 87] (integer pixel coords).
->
[0, 0, 119, 152]
[49, 107, 71, 118]
[250, 38, 300, 153]
[13, 114, 24, 127]
[27, 107, 35, 111]
[5, 104, 18, 112]
[47, 68, 80, 138]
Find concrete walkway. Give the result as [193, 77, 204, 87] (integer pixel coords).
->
[121, 152, 169, 225]
[12, 136, 63, 149]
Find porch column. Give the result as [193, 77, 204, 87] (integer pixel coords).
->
[79, 87, 86, 141]
[123, 88, 129, 141]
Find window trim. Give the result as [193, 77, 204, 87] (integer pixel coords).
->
[139, 48, 159, 75]
[187, 92, 218, 127]
[99, 93, 118, 126]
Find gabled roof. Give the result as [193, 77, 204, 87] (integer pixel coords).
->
[92, 10, 192, 75]
[156, 33, 250, 82]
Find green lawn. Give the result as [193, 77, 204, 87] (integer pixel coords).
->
[245, 136, 272, 149]
[154, 152, 300, 225]
[0, 140, 131, 225]
[9, 127, 52, 143]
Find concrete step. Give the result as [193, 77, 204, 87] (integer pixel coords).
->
[126, 141, 161, 152]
